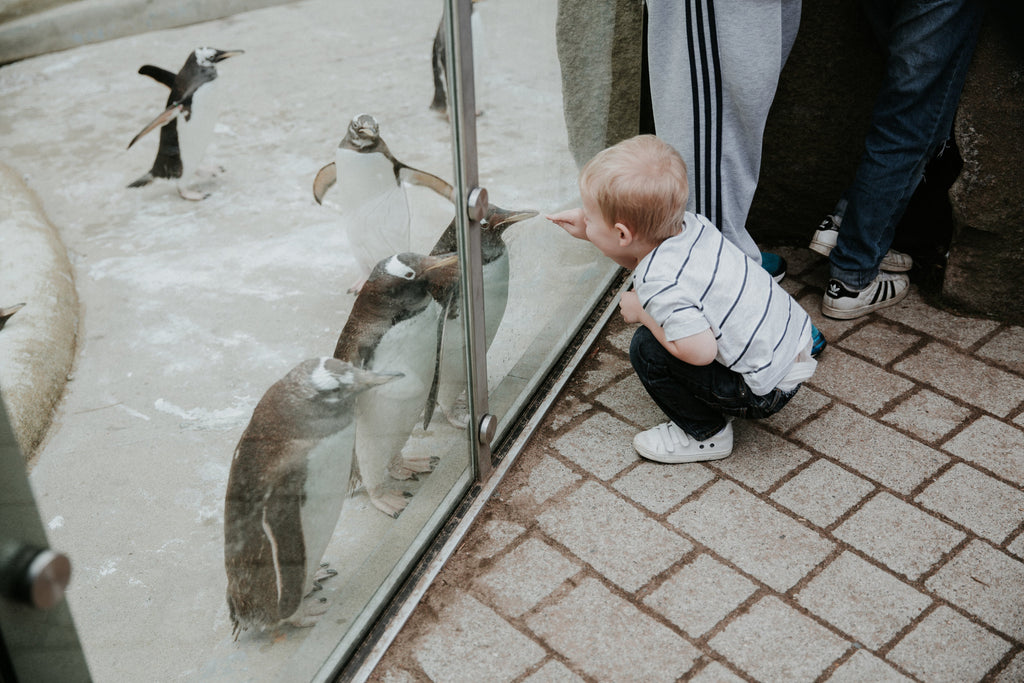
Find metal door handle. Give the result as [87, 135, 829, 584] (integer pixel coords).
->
[0, 544, 72, 610]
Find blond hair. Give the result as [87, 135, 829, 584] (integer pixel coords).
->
[579, 135, 689, 242]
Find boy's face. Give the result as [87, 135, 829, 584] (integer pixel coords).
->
[582, 194, 628, 259]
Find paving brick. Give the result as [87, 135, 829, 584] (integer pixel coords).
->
[476, 537, 580, 618]
[834, 492, 965, 579]
[578, 351, 631, 395]
[825, 650, 912, 682]
[795, 552, 931, 649]
[944, 416, 1024, 486]
[522, 659, 585, 682]
[525, 578, 700, 682]
[605, 323, 635, 354]
[887, 606, 1011, 683]
[926, 540, 1024, 640]
[1007, 532, 1024, 560]
[1016, 411, 1024, 429]
[471, 519, 527, 559]
[709, 595, 849, 683]
[836, 320, 922, 365]
[797, 291, 860, 342]
[762, 385, 831, 434]
[915, 463, 1024, 543]
[894, 342, 1024, 417]
[878, 290, 1000, 348]
[882, 389, 973, 443]
[976, 325, 1024, 375]
[994, 652, 1024, 683]
[552, 413, 637, 480]
[612, 461, 714, 514]
[688, 661, 747, 683]
[509, 455, 581, 507]
[643, 553, 758, 637]
[792, 404, 948, 494]
[537, 481, 691, 591]
[807, 347, 914, 414]
[547, 394, 592, 431]
[668, 480, 834, 592]
[413, 591, 545, 683]
[711, 422, 811, 492]
[770, 459, 875, 528]
[593, 374, 668, 428]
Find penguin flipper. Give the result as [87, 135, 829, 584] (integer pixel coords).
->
[397, 165, 456, 203]
[138, 65, 176, 89]
[127, 103, 184, 149]
[423, 288, 455, 430]
[312, 162, 337, 204]
[260, 494, 308, 622]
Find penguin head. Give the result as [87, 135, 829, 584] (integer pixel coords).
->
[294, 357, 401, 415]
[481, 204, 539, 239]
[364, 252, 460, 307]
[193, 47, 245, 68]
[341, 114, 383, 152]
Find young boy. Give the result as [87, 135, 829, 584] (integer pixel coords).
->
[548, 135, 816, 463]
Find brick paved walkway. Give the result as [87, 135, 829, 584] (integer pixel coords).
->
[367, 247, 1024, 683]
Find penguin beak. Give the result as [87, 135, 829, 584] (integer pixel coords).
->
[212, 49, 245, 63]
[353, 367, 403, 389]
[422, 253, 461, 296]
[484, 207, 540, 232]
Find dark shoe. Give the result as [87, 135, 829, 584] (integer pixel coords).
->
[761, 252, 787, 283]
[811, 325, 827, 358]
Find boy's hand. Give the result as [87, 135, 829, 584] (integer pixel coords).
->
[546, 209, 587, 241]
[619, 290, 644, 324]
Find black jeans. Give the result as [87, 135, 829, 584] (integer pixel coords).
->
[629, 326, 798, 441]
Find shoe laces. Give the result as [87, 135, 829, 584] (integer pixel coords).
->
[656, 422, 690, 452]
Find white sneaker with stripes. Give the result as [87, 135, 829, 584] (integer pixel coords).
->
[822, 272, 910, 319]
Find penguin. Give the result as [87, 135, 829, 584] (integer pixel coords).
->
[312, 114, 454, 290]
[429, 1, 486, 116]
[127, 47, 244, 201]
[0, 303, 25, 331]
[428, 203, 537, 427]
[224, 357, 400, 637]
[333, 252, 460, 517]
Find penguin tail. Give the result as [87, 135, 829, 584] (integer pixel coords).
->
[127, 172, 155, 188]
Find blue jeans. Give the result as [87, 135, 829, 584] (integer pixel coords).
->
[629, 327, 798, 441]
[830, 0, 983, 289]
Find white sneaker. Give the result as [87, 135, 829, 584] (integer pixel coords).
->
[809, 215, 913, 273]
[822, 272, 910, 319]
[632, 421, 733, 464]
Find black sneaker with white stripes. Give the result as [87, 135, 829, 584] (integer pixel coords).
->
[822, 272, 910, 319]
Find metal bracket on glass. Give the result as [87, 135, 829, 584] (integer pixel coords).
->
[0, 544, 72, 610]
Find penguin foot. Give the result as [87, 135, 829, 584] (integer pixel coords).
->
[389, 453, 435, 480]
[369, 488, 414, 518]
[287, 597, 330, 628]
[304, 563, 339, 597]
[177, 185, 210, 201]
[442, 406, 470, 430]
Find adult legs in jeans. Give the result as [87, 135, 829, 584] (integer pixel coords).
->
[829, 0, 983, 289]
[629, 326, 795, 441]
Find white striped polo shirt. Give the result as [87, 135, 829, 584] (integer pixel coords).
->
[633, 212, 813, 395]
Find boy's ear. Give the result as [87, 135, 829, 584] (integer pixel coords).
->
[615, 222, 635, 246]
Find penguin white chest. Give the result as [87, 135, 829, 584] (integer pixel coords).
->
[334, 150, 401, 209]
[336, 150, 411, 274]
[179, 79, 222, 177]
[299, 426, 356, 589]
[482, 251, 510, 346]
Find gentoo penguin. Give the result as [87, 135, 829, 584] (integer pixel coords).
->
[0, 303, 25, 331]
[428, 203, 537, 427]
[312, 114, 454, 290]
[334, 252, 460, 517]
[224, 357, 400, 637]
[127, 47, 243, 201]
[429, 1, 486, 115]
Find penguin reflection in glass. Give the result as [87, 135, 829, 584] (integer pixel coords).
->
[127, 47, 243, 201]
[224, 357, 399, 637]
[334, 252, 460, 517]
[313, 114, 454, 291]
[428, 203, 538, 427]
